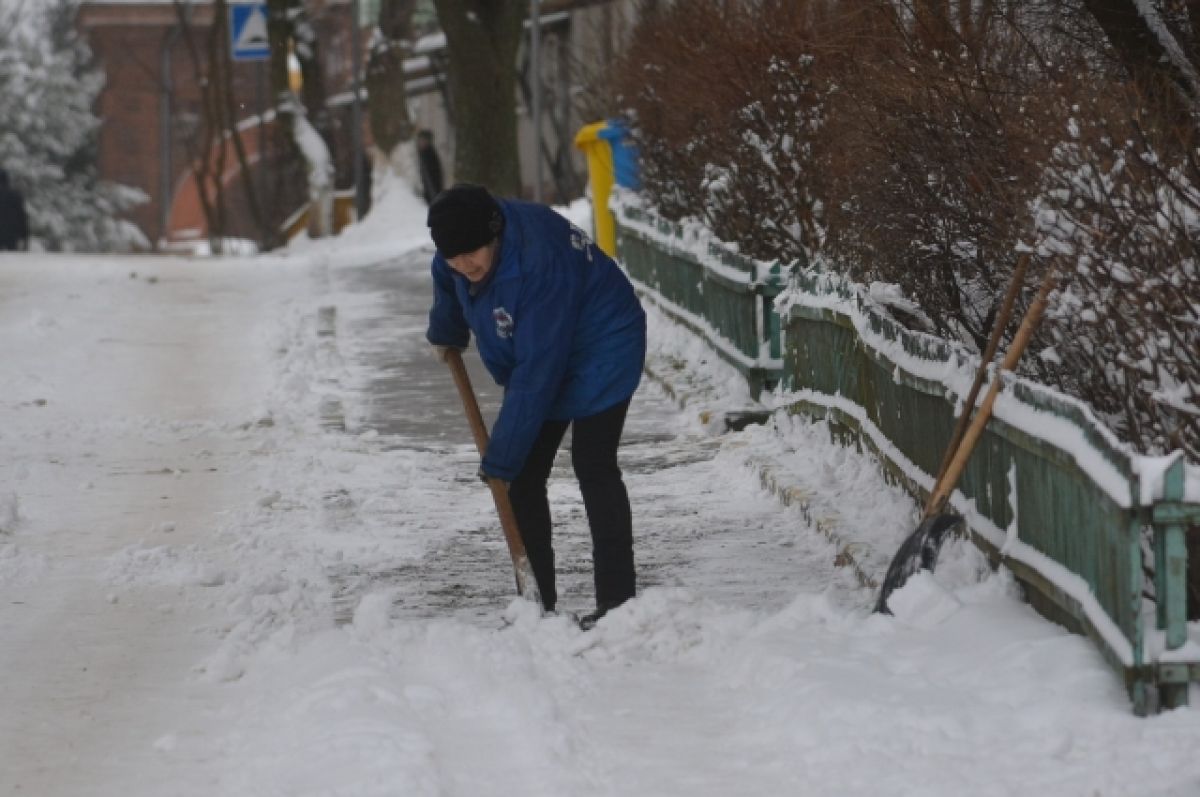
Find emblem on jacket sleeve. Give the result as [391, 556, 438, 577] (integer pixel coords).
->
[493, 307, 514, 339]
[570, 224, 595, 262]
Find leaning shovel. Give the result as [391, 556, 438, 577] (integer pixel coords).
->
[444, 349, 543, 607]
[875, 267, 1057, 614]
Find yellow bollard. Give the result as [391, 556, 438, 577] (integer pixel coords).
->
[573, 121, 617, 257]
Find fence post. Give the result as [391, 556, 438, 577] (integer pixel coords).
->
[1154, 453, 1192, 709]
[1128, 474, 1155, 715]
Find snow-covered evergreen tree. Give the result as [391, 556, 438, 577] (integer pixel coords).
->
[0, 0, 147, 251]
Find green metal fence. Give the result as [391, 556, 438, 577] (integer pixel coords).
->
[616, 203, 788, 395]
[613, 199, 1200, 715]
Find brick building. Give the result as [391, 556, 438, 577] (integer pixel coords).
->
[78, 0, 358, 250]
[77, 0, 636, 249]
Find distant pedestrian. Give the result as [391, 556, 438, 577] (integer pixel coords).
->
[356, 149, 374, 218]
[416, 129, 444, 205]
[0, 169, 29, 251]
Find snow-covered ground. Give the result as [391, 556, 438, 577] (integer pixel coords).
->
[2, 178, 1199, 796]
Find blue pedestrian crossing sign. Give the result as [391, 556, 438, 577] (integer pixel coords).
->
[230, 3, 270, 62]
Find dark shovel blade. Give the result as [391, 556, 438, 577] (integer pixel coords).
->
[874, 513, 965, 615]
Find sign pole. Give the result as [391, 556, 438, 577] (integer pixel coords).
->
[530, 0, 542, 203]
[350, 0, 366, 219]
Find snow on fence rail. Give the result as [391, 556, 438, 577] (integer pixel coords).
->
[614, 196, 788, 396]
[611, 191, 1200, 716]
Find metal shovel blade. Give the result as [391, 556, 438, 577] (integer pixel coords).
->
[874, 513, 965, 615]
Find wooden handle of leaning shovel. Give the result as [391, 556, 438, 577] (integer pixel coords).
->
[927, 254, 1030, 513]
[443, 349, 541, 603]
[925, 273, 1057, 517]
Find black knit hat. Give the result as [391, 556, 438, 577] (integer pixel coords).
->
[427, 183, 503, 258]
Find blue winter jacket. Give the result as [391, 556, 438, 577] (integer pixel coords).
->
[427, 199, 647, 481]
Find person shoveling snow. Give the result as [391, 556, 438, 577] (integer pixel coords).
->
[424, 184, 647, 629]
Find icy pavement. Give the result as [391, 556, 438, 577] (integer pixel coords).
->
[0, 254, 310, 794]
[2, 184, 1200, 796]
[318, 251, 869, 626]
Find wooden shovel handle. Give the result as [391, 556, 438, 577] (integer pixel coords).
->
[927, 254, 1030, 513]
[446, 348, 492, 455]
[925, 272, 1057, 518]
[443, 349, 537, 598]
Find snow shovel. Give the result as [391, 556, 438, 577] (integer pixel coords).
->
[444, 349, 543, 607]
[875, 268, 1057, 614]
[929, 254, 1030, 490]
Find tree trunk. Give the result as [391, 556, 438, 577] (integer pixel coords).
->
[266, 0, 293, 115]
[367, 0, 417, 156]
[214, 0, 274, 249]
[291, 2, 332, 143]
[174, 0, 224, 252]
[1081, 0, 1199, 123]
[431, 0, 525, 196]
[366, 0, 418, 184]
[266, 0, 335, 238]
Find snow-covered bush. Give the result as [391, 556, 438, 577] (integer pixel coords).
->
[1030, 99, 1200, 460]
[0, 0, 147, 251]
[614, 2, 1064, 353]
[819, 6, 1068, 354]
[613, 0, 1199, 461]
[611, 0, 857, 264]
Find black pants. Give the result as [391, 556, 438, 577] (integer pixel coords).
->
[507, 399, 635, 612]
